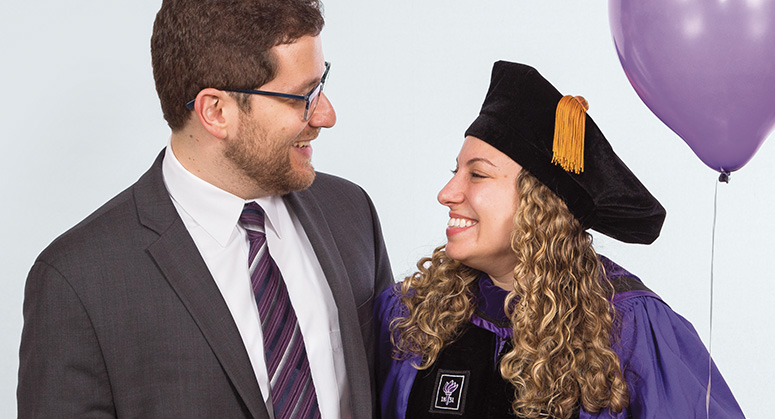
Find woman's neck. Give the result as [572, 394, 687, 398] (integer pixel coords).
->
[487, 272, 514, 291]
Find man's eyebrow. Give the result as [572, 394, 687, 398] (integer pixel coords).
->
[295, 79, 318, 94]
[291, 68, 325, 95]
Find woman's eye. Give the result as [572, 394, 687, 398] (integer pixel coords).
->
[471, 172, 486, 178]
[450, 168, 459, 175]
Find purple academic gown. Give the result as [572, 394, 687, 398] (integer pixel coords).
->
[374, 256, 745, 418]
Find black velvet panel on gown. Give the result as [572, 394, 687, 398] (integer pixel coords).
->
[406, 324, 517, 418]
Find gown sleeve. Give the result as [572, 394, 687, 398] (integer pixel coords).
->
[374, 283, 420, 419]
[581, 292, 745, 418]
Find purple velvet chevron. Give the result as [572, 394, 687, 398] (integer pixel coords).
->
[240, 202, 320, 419]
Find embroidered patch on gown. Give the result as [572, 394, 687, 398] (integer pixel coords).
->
[430, 370, 468, 413]
[406, 325, 516, 418]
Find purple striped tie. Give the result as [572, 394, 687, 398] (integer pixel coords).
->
[240, 202, 321, 419]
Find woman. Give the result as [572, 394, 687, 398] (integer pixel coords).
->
[375, 61, 744, 418]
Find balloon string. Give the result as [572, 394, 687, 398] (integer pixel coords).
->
[706, 176, 722, 417]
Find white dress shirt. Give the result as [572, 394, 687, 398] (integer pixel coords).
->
[161, 146, 351, 419]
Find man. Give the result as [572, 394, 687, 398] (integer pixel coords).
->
[17, 0, 393, 417]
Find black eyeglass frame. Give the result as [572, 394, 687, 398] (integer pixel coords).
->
[185, 61, 331, 121]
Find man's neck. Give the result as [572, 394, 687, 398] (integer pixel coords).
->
[169, 131, 270, 200]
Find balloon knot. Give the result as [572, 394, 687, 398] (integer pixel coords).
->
[718, 170, 731, 183]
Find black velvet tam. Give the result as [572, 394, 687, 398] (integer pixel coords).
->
[465, 61, 666, 244]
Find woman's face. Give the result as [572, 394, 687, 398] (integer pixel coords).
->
[438, 136, 522, 286]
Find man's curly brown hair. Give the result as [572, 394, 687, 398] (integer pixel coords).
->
[151, 0, 324, 130]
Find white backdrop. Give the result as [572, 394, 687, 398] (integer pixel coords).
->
[2, 1, 772, 417]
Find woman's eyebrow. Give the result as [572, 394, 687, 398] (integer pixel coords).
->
[465, 157, 497, 167]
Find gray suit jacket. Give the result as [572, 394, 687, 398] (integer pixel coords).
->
[18, 151, 394, 418]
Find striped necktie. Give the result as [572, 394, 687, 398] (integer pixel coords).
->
[240, 202, 321, 419]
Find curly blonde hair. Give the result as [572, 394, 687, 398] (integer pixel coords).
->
[391, 169, 629, 418]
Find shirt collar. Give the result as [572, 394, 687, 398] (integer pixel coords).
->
[162, 145, 285, 245]
[253, 195, 285, 238]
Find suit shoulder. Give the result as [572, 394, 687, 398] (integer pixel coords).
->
[307, 171, 374, 207]
[310, 172, 364, 192]
[36, 184, 142, 267]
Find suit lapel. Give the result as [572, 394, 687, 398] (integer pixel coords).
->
[284, 188, 372, 417]
[284, 189, 359, 331]
[134, 151, 270, 419]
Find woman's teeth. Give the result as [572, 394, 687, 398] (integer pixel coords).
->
[448, 218, 477, 228]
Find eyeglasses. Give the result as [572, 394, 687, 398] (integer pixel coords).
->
[185, 61, 331, 121]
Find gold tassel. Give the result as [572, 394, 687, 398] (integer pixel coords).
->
[552, 95, 588, 174]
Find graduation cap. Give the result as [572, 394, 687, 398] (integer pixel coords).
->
[465, 61, 666, 244]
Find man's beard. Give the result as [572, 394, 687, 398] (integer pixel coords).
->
[224, 113, 316, 196]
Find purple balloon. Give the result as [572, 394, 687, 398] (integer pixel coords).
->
[609, 0, 775, 172]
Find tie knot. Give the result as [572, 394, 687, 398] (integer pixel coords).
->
[240, 202, 266, 234]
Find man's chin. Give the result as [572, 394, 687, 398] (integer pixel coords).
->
[295, 169, 316, 191]
[273, 168, 316, 196]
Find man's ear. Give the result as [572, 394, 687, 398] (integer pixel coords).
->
[190, 88, 240, 139]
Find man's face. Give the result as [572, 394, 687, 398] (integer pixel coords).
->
[224, 35, 335, 196]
